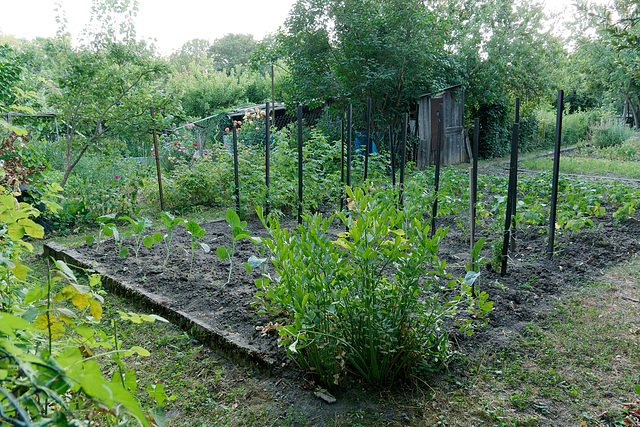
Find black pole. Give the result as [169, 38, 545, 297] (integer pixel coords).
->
[431, 105, 443, 236]
[150, 107, 165, 212]
[399, 113, 408, 206]
[389, 125, 396, 186]
[547, 90, 564, 259]
[232, 124, 240, 213]
[265, 102, 271, 217]
[364, 98, 371, 181]
[298, 104, 303, 224]
[500, 122, 520, 276]
[470, 118, 479, 272]
[347, 104, 352, 188]
[340, 117, 345, 211]
[510, 98, 520, 251]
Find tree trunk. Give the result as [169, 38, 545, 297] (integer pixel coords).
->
[60, 144, 89, 188]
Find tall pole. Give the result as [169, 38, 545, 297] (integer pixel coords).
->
[232, 124, 240, 213]
[431, 105, 443, 236]
[297, 104, 303, 224]
[389, 125, 396, 187]
[547, 90, 564, 259]
[510, 98, 520, 251]
[340, 117, 345, 211]
[364, 98, 371, 181]
[501, 121, 520, 276]
[399, 113, 408, 206]
[470, 118, 479, 272]
[265, 102, 271, 216]
[346, 104, 352, 188]
[150, 107, 165, 211]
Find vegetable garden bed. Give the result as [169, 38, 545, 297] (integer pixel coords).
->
[42, 164, 640, 409]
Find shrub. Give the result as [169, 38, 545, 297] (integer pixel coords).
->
[591, 121, 637, 148]
[254, 187, 492, 388]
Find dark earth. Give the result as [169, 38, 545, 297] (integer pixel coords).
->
[58, 167, 640, 425]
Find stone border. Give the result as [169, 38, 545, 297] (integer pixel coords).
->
[43, 241, 276, 372]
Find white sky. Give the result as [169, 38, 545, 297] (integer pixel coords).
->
[1, 0, 582, 55]
[1, 0, 297, 55]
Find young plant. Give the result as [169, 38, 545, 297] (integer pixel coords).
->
[183, 220, 211, 277]
[216, 209, 256, 285]
[85, 213, 119, 250]
[160, 211, 185, 267]
[118, 215, 153, 258]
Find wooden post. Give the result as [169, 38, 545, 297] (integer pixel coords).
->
[150, 107, 165, 212]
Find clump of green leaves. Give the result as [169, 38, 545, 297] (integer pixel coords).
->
[118, 215, 153, 258]
[216, 209, 255, 285]
[85, 213, 119, 250]
[160, 211, 185, 267]
[254, 186, 492, 388]
[183, 220, 211, 278]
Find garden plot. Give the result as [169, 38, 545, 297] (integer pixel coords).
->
[43, 178, 640, 388]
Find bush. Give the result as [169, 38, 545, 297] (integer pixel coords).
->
[591, 121, 637, 148]
[254, 187, 492, 388]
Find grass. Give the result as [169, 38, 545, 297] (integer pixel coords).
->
[521, 156, 640, 179]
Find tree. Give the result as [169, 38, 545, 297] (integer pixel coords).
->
[208, 33, 257, 72]
[440, 0, 564, 156]
[170, 38, 212, 72]
[590, 0, 640, 127]
[274, 0, 454, 126]
[52, 40, 174, 188]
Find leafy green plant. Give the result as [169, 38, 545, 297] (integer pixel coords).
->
[119, 215, 153, 258]
[160, 211, 185, 267]
[216, 209, 255, 285]
[183, 220, 211, 277]
[254, 187, 492, 388]
[86, 213, 120, 249]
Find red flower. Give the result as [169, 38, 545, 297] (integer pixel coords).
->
[174, 142, 178, 146]
[193, 157, 197, 161]
[194, 143, 198, 147]
[152, 152, 155, 157]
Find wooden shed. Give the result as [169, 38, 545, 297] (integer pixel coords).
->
[417, 85, 467, 168]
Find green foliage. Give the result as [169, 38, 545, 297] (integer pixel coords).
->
[159, 211, 185, 267]
[591, 121, 637, 148]
[254, 187, 491, 388]
[182, 220, 211, 278]
[86, 213, 120, 249]
[0, 44, 22, 111]
[0, 178, 171, 424]
[208, 33, 257, 73]
[276, 0, 452, 125]
[216, 209, 256, 285]
[119, 215, 154, 258]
